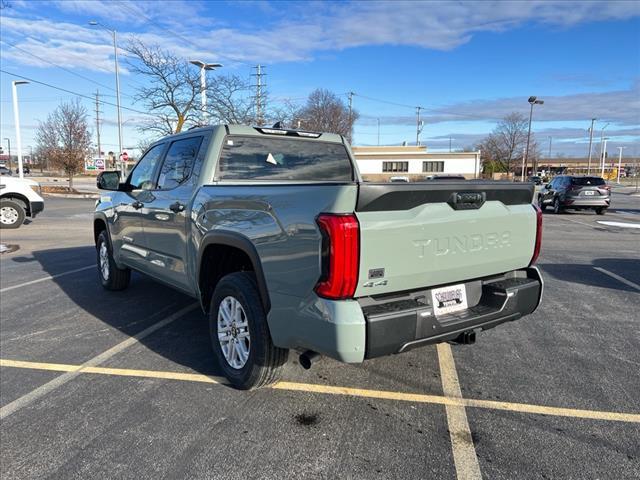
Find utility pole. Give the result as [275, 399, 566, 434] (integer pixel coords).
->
[548, 136, 552, 158]
[4, 138, 10, 171]
[252, 65, 266, 126]
[95, 90, 102, 162]
[377, 118, 380, 146]
[449, 137, 452, 153]
[416, 107, 424, 146]
[347, 92, 354, 144]
[586, 118, 596, 174]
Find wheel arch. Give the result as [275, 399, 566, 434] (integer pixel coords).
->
[197, 231, 271, 314]
[1, 193, 31, 216]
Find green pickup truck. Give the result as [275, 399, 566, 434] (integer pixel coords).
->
[94, 125, 543, 389]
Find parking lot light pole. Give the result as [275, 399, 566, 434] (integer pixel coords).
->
[587, 118, 596, 174]
[524, 96, 544, 178]
[4, 138, 10, 171]
[616, 146, 625, 184]
[600, 137, 609, 178]
[12, 80, 29, 180]
[89, 21, 124, 179]
[189, 60, 222, 122]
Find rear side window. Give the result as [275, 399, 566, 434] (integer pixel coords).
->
[571, 176, 605, 186]
[157, 136, 203, 189]
[217, 136, 353, 181]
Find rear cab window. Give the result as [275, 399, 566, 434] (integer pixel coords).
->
[571, 177, 605, 186]
[217, 136, 354, 182]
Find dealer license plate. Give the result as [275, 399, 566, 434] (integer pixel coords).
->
[431, 283, 468, 316]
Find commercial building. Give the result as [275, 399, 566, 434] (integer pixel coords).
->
[351, 146, 481, 181]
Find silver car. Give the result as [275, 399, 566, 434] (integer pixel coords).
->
[538, 175, 610, 214]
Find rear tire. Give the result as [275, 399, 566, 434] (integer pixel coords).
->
[595, 207, 606, 215]
[96, 230, 130, 290]
[209, 272, 288, 390]
[0, 199, 26, 229]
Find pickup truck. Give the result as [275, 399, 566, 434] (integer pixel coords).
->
[94, 125, 543, 389]
[1, 176, 45, 229]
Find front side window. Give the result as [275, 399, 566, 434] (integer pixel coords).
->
[218, 136, 353, 181]
[157, 136, 203, 189]
[129, 143, 165, 190]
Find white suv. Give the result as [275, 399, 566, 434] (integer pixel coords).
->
[0, 176, 45, 229]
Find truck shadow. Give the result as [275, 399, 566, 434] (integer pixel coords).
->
[30, 246, 226, 379]
[539, 257, 640, 292]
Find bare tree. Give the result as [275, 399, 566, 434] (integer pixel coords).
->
[206, 75, 255, 124]
[35, 99, 92, 188]
[295, 89, 358, 142]
[476, 112, 539, 176]
[127, 39, 201, 135]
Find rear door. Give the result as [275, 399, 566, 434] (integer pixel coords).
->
[354, 182, 536, 297]
[569, 176, 608, 198]
[141, 134, 207, 292]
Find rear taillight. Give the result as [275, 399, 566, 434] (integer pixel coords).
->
[529, 204, 543, 266]
[314, 213, 360, 299]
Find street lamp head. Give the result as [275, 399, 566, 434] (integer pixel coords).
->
[89, 20, 98, 25]
[12, 80, 29, 86]
[528, 96, 537, 103]
[535, 100, 544, 105]
[190, 60, 222, 70]
[190, 60, 205, 68]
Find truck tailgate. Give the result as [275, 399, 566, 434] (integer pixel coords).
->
[354, 182, 536, 297]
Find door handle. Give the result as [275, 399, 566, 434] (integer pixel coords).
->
[132, 201, 144, 209]
[169, 202, 185, 213]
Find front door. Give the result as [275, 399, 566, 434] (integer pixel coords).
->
[141, 135, 206, 293]
[113, 143, 166, 269]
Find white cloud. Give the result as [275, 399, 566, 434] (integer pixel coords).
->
[2, 0, 639, 70]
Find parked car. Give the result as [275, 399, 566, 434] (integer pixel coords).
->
[94, 124, 543, 389]
[538, 175, 610, 214]
[15, 165, 30, 175]
[0, 166, 13, 176]
[527, 175, 543, 185]
[425, 174, 466, 180]
[389, 176, 409, 182]
[0, 176, 45, 228]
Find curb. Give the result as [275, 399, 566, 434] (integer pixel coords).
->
[43, 193, 100, 199]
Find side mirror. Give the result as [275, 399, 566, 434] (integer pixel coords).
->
[97, 171, 122, 191]
[545, 183, 552, 189]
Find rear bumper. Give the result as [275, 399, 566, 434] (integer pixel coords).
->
[563, 196, 610, 208]
[360, 267, 543, 359]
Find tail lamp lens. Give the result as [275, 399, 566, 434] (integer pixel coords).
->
[314, 213, 360, 299]
[529, 204, 543, 266]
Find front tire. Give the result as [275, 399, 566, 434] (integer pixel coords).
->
[553, 197, 563, 214]
[595, 207, 606, 215]
[537, 195, 547, 212]
[96, 230, 130, 290]
[209, 272, 288, 390]
[0, 199, 26, 229]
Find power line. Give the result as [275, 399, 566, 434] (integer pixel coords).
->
[0, 39, 136, 99]
[0, 69, 153, 117]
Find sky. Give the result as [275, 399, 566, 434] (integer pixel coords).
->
[1, 0, 639, 158]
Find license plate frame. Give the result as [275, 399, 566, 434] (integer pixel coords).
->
[431, 283, 468, 316]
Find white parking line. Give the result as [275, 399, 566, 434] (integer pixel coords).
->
[437, 343, 482, 480]
[0, 265, 95, 293]
[593, 267, 640, 292]
[0, 303, 199, 420]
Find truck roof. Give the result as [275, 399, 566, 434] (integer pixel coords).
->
[162, 124, 345, 144]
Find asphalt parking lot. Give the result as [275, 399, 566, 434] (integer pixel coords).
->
[1, 194, 639, 480]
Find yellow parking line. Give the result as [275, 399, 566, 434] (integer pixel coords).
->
[2, 358, 639, 424]
[437, 343, 482, 480]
